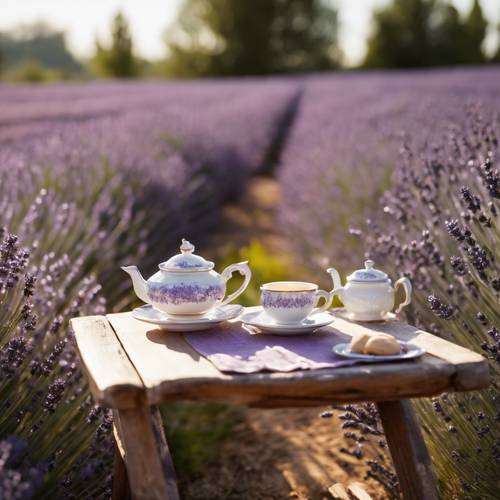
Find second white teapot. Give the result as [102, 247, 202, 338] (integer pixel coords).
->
[327, 260, 412, 321]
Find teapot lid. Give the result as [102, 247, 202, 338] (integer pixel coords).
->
[347, 260, 389, 283]
[159, 239, 214, 272]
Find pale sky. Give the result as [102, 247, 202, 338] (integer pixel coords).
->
[0, 0, 499, 66]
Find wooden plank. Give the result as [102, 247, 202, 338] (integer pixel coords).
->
[106, 312, 224, 403]
[377, 400, 438, 500]
[114, 406, 179, 500]
[328, 483, 350, 500]
[105, 311, 488, 407]
[331, 311, 490, 391]
[347, 482, 372, 500]
[70, 316, 144, 408]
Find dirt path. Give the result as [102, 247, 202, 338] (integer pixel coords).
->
[178, 176, 386, 499]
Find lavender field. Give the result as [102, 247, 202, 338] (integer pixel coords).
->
[1, 67, 499, 498]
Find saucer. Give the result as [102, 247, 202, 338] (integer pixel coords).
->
[333, 309, 397, 323]
[333, 342, 425, 362]
[132, 304, 243, 332]
[239, 307, 334, 335]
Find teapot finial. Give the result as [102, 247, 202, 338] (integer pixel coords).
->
[180, 238, 195, 254]
[364, 259, 375, 269]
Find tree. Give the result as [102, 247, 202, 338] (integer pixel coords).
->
[363, 0, 489, 69]
[461, 0, 487, 63]
[493, 21, 500, 63]
[93, 12, 137, 78]
[0, 22, 81, 73]
[364, 0, 437, 68]
[165, 0, 340, 77]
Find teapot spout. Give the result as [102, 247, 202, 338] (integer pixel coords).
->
[121, 266, 150, 304]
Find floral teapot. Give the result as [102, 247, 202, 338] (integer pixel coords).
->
[327, 260, 412, 321]
[122, 239, 252, 316]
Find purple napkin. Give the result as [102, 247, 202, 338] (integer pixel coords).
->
[184, 322, 358, 373]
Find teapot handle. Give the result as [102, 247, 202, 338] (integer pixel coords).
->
[220, 261, 252, 306]
[312, 289, 333, 314]
[394, 277, 412, 314]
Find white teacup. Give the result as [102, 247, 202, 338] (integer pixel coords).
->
[260, 281, 333, 325]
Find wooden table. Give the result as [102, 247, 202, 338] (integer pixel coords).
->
[70, 310, 490, 500]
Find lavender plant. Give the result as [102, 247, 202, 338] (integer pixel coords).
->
[278, 68, 500, 278]
[0, 230, 113, 498]
[277, 69, 500, 498]
[0, 78, 300, 497]
[366, 106, 499, 498]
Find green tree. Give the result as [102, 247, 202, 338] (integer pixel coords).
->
[0, 22, 81, 73]
[93, 12, 137, 78]
[461, 0, 487, 63]
[363, 0, 489, 68]
[165, 0, 340, 77]
[493, 26, 500, 63]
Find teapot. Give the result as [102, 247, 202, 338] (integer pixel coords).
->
[122, 239, 252, 316]
[327, 260, 412, 321]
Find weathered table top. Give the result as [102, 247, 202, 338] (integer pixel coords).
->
[70, 308, 490, 409]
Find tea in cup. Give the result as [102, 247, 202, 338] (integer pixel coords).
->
[260, 281, 333, 324]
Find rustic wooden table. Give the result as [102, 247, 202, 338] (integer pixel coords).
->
[70, 309, 490, 500]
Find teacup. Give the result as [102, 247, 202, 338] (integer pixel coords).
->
[260, 281, 333, 325]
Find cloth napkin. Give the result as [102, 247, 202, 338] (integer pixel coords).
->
[184, 322, 357, 374]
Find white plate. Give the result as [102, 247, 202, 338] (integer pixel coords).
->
[239, 307, 334, 335]
[132, 304, 243, 332]
[333, 342, 425, 362]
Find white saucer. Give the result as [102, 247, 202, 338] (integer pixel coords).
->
[333, 309, 397, 323]
[239, 307, 334, 335]
[132, 304, 243, 332]
[333, 342, 425, 362]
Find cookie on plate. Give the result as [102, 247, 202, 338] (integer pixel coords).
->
[364, 335, 401, 355]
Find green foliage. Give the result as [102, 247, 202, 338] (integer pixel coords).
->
[3, 59, 66, 83]
[165, 0, 340, 77]
[92, 12, 138, 78]
[364, 0, 489, 68]
[160, 402, 240, 478]
[220, 241, 290, 306]
[0, 22, 82, 75]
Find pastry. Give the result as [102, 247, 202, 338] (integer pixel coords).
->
[364, 335, 401, 355]
[350, 333, 371, 353]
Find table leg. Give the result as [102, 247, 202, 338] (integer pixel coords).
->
[376, 400, 438, 500]
[112, 439, 130, 500]
[113, 405, 180, 500]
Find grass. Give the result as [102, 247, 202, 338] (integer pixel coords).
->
[160, 402, 242, 479]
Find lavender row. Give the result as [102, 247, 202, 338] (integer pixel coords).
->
[278, 68, 499, 497]
[0, 78, 299, 497]
[278, 67, 500, 277]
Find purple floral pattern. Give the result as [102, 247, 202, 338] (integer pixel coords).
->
[173, 261, 204, 268]
[261, 290, 314, 309]
[148, 283, 224, 305]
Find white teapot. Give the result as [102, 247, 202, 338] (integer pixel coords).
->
[327, 260, 412, 321]
[122, 239, 251, 316]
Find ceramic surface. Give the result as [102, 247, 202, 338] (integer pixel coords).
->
[260, 281, 333, 325]
[327, 260, 412, 321]
[334, 309, 396, 323]
[240, 307, 334, 335]
[333, 342, 425, 362]
[122, 239, 252, 316]
[132, 304, 243, 332]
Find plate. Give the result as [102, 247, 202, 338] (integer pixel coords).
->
[239, 307, 334, 335]
[333, 342, 425, 362]
[132, 304, 243, 332]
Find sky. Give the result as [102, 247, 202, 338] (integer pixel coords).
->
[0, 0, 499, 66]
